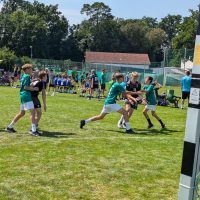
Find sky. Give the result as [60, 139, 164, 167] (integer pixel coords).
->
[0, 0, 199, 25]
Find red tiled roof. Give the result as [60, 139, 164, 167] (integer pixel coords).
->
[85, 51, 150, 65]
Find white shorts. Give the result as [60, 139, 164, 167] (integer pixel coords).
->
[145, 104, 156, 111]
[20, 101, 34, 111]
[101, 104, 122, 114]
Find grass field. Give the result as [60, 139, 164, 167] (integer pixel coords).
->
[0, 86, 187, 200]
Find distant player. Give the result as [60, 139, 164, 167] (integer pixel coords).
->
[89, 70, 99, 99]
[80, 73, 135, 134]
[181, 70, 191, 109]
[6, 64, 39, 136]
[48, 69, 55, 95]
[31, 71, 47, 134]
[137, 76, 165, 129]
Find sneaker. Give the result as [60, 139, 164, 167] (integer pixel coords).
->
[161, 124, 166, 129]
[29, 130, 39, 136]
[80, 120, 86, 129]
[125, 129, 135, 134]
[6, 127, 16, 133]
[148, 124, 154, 129]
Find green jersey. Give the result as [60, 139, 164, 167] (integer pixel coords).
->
[20, 74, 32, 104]
[101, 73, 106, 84]
[143, 84, 157, 105]
[104, 82, 125, 105]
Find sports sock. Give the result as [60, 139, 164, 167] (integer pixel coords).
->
[8, 121, 15, 128]
[32, 124, 36, 132]
[119, 115, 124, 124]
[85, 119, 92, 124]
[158, 119, 165, 127]
[147, 118, 152, 125]
[125, 122, 131, 130]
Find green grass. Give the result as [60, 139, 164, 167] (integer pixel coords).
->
[0, 86, 186, 200]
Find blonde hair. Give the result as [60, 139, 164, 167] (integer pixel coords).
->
[22, 64, 33, 71]
[131, 72, 139, 78]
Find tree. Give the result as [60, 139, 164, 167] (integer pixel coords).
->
[0, 47, 17, 71]
[81, 2, 113, 26]
[172, 10, 198, 49]
[159, 14, 182, 47]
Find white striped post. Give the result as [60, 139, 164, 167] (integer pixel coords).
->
[178, 4, 200, 200]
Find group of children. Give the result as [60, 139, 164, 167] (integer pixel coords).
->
[80, 72, 166, 133]
[4, 64, 166, 136]
[79, 69, 107, 99]
[47, 70, 77, 96]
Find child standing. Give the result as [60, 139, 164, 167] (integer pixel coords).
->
[6, 64, 39, 136]
[137, 76, 165, 129]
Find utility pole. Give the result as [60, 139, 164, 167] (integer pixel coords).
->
[178, 4, 200, 200]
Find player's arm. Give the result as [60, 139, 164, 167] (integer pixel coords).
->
[42, 88, 46, 112]
[24, 86, 39, 91]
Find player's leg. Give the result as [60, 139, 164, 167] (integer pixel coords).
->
[117, 108, 135, 133]
[181, 91, 186, 109]
[143, 106, 153, 128]
[80, 112, 108, 128]
[6, 109, 26, 132]
[29, 108, 38, 136]
[151, 110, 165, 129]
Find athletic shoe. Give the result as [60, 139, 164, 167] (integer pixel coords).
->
[6, 127, 16, 133]
[161, 124, 166, 129]
[148, 124, 154, 129]
[125, 129, 135, 134]
[29, 130, 39, 136]
[80, 120, 86, 129]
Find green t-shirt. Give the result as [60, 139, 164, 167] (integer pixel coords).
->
[20, 74, 32, 104]
[101, 73, 106, 84]
[143, 84, 157, 105]
[104, 82, 125, 105]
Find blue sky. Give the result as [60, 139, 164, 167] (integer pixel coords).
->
[1, 0, 199, 25]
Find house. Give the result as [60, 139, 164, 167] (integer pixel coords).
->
[85, 51, 150, 71]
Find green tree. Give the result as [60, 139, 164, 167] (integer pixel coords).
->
[159, 14, 182, 47]
[0, 47, 17, 71]
[172, 10, 198, 49]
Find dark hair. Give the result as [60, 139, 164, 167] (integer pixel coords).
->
[186, 70, 190, 76]
[39, 71, 47, 79]
[146, 76, 153, 83]
[115, 73, 124, 80]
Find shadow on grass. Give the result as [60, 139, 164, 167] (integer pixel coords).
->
[133, 128, 180, 135]
[99, 128, 180, 136]
[41, 131, 76, 138]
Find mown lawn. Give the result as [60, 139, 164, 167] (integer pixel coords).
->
[0, 86, 186, 200]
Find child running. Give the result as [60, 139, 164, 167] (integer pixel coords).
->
[137, 76, 166, 129]
[80, 73, 135, 134]
[6, 64, 39, 136]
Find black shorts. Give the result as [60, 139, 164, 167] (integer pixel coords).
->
[91, 85, 99, 89]
[32, 96, 41, 108]
[125, 99, 137, 109]
[182, 91, 190, 100]
[49, 83, 54, 87]
[101, 84, 106, 90]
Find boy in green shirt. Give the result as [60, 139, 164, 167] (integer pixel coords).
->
[80, 73, 135, 134]
[6, 64, 40, 136]
[137, 76, 165, 129]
